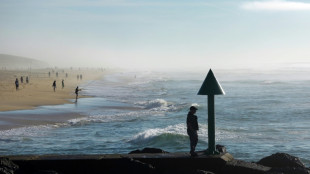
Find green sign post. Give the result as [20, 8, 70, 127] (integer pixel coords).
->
[197, 69, 225, 155]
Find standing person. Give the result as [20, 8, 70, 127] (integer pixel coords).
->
[20, 76, 23, 83]
[187, 106, 199, 157]
[62, 79, 64, 89]
[15, 78, 19, 91]
[26, 76, 29, 83]
[52, 80, 56, 92]
[75, 86, 81, 102]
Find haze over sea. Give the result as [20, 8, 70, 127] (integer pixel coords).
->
[0, 69, 309, 166]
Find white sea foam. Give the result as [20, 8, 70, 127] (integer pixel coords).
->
[128, 124, 187, 144]
[134, 99, 177, 111]
[0, 125, 53, 139]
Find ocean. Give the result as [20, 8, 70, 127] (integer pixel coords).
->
[0, 69, 309, 166]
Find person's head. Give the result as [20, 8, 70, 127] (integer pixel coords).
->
[189, 106, 198, 113]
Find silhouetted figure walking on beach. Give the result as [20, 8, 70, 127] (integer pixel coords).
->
[52, 80, 56, 92]
[77, 75, 79, 80]
[56, 72, 58, 77]
[48, 72, 51, 77]
[62, 79, 64, 89]
[75, 86, 81, 102]
[187, 106, 199, 157]
[15, 78, 19, 91]
[20, 76, 23, 83]
[80, 74, 82, 80]
[26, 76, 29, 83]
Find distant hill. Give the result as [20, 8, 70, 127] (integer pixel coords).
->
[0, 54, 49, 69]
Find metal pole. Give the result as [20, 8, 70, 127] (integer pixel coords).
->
[208, 94, 216, 154]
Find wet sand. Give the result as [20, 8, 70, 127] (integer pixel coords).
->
[0, 112, 83, 130]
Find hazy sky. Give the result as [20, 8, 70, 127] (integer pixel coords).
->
[1, 0, 310, 70]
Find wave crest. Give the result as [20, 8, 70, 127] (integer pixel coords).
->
[128, 124, 187, 145]
[135, 99, 176, 111]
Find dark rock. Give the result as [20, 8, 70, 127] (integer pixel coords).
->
[216, 144, 226, 153]
[33, 170, 59, 174]
[0, 158, 19, 174]
[257, 153, 305, 168]
[195, 170, 215, 174]
[222, 159, 271, 174]
[129, 147, 169, 154]
[267, 167, 310, 174]
[109, 158, 156, 174]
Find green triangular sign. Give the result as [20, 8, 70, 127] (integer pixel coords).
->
[197, 69, 225, 95]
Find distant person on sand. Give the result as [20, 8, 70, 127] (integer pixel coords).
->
[52, 80, 56, 92]
[80, 74, 82, 80]
[15, 78, 19, 90]
[77, 75, 79, 80]
[26, 76, 29, 83]
[20, 76, 23, 83]
[62, 79, 64, 89]
[187, 106, 199, 157]
[48, 72, 51, 77]
[75, 86, 81, 102]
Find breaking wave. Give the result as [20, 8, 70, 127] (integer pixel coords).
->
[134, 99, 177, 111]
[128, 124, 188, 147]
[128, 123, 243, 147]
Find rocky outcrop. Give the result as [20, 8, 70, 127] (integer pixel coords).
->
[195, 170, 215, 174]
[267, 167, 310, 174]
[257, 153, 310, 174]
[4, 151, 310, 174]
[0, 158, 19, 174]
[129, 147, 169, 154]
[32, 170, 59, 174]
[108, 158, 156, 174]
[258, 153, 305, 168]
[223, 159, 271, 174]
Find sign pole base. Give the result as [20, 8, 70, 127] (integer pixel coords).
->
[204, 149, 220, 155]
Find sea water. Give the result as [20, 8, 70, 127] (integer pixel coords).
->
[0, 70, 309, 166]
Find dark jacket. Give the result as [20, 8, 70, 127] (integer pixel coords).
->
[187, 112, 199, 131]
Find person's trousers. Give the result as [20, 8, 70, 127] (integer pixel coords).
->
[187, 130, 198, 152]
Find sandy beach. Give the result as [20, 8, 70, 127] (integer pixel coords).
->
[0, 68, 108, 130]
[0, 68, 106, 111]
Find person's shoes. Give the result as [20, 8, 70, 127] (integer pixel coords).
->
[190, 151, 198, 157]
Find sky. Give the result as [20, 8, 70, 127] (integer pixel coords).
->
[1, 0, 310, 70]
